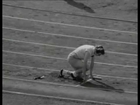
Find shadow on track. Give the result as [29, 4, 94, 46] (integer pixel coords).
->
[81, 79, 124, 93]
[64, 0, 95, 13]
[46, 71, 124, 93]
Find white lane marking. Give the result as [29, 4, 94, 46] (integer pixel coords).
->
[3, 38, 138, 56]
[3, 3, 138, 23]
[3, 90, 124, 105]
[3, 76, 137, 94]
[3, 63, 137, 81]
[3, 38, 75, 49]
[3, 15, 137, 34]
[3, 50, 137, 68]
[3, 26, 137, 45]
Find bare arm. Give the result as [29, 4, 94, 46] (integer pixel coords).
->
[90, 55, 95, 79]
[83, 51, 90, 81]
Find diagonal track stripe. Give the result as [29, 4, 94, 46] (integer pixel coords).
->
[3, 50, 137, 68]
[3, 76, 137, 94]
[3, 27, 137, 56]
[3, 3, 137, 23]
[3, 63, 137, 81]
[3, 90, 124, 105]
[3, 15, 137, 34]
[3, 27, 137, 45]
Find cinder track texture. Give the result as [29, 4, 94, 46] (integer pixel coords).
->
[3, 0, 137, 22]
[3, 77, 137, 105]
[2, 0, 137, 105]
[3, 90, 108, 105]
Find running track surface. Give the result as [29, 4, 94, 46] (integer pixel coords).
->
[2, 1, 137, 105]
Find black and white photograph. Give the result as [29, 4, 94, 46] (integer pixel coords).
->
[2, 0, 137, 105]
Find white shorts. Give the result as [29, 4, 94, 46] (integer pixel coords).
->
[67, 52, 90, 73]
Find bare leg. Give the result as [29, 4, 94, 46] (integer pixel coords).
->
[61, 68, 84, 82]
[61, 53, 90, 79]
[62, 69, 75, 77]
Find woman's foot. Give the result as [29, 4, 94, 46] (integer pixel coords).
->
[71, 73, 83, 82]
[58, 69, 64, 78]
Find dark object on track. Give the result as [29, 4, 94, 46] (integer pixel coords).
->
[34, 75, 45, 80]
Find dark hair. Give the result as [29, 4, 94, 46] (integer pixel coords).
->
[96, 45, 105, 55]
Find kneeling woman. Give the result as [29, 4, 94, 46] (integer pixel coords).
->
[59, 45, 105, 82]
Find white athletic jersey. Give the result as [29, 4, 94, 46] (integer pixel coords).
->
[72, 45, 95, 59]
